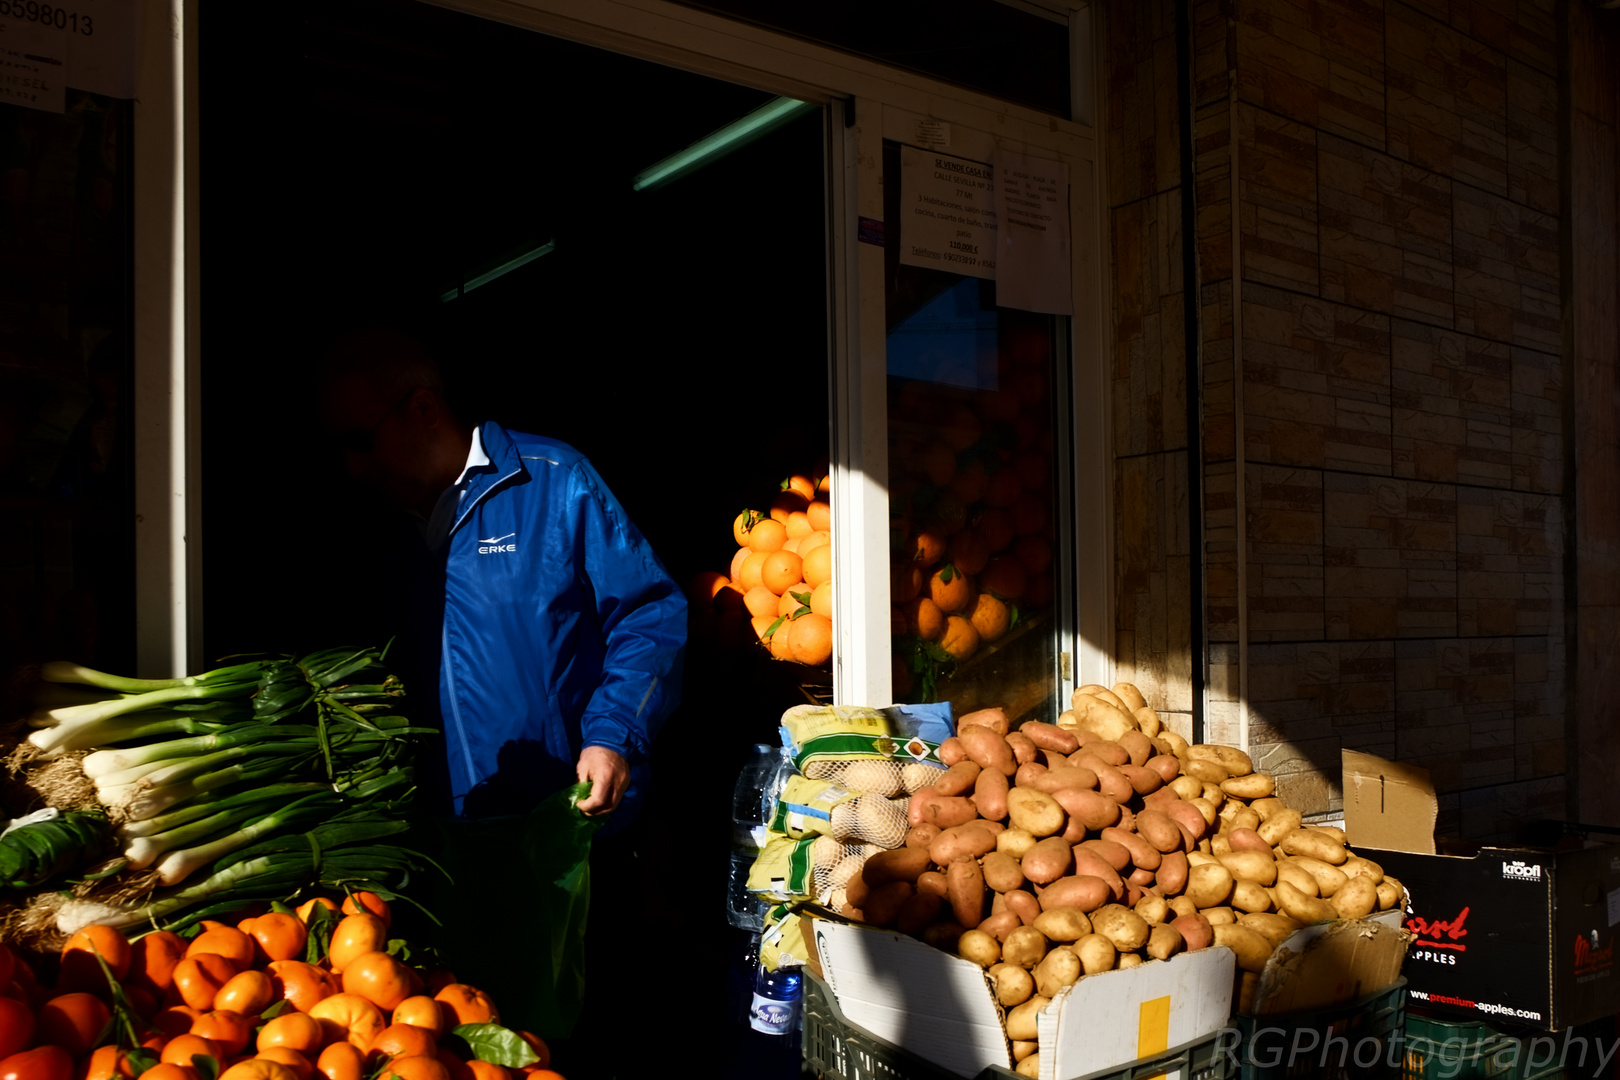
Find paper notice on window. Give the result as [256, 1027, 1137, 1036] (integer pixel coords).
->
[992, 149, 1072, 315]
[0, 20, 65, 113]
[898, 145, 997, 281]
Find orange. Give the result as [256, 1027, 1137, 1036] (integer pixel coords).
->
[216, 1063, 299, 1080]
[192, 1009, 254, 1056]
[326, 914, 388, 974]
[315, 1042, 365, 1080]
[979, 555, 1027, 600]
[801, 544, 831, 589]
[250, 913, 308, 963]
[759, 549, 803, 594]
[60, 924, 132, 992]
[268, 960, 338, 1013]
[728, 545, 750, 584]
[784, 510, 813, 539]
[748, 614, 777, 645]
[948, 529, 991, 576]
[463, 1064, 510, 1080]
[160, 1033, 222, 1068]
[776, 585, 811, 618]
[927, 566, 974, 614]
[36, 991, 110, 1060]
[0, 1046, 72, 1080]
[214, 969, 275, 1015]
[0, 996, 31, 1060]
[742, 585, 778, 620]
[768, 489, 807, 522]
[257, 1011, 326, 1056]
[252, 1049, 314, 1080]
[903, 596, 945, 641]
[968, 592, 1009, 642]
[173, 954, 238, 1011]
[366, 1023, 437, 1062]
[135, 1067, 199, 1080]
[787, 613, 833, 667]
[186, 927, 255, 972]
[735, 550, 769, 593]
[340, 892, 392, 929]
[908, 529, 945, 567]
[797, 530, 830, 555]
[307, 993, 386, 1051]
[767, 620, 795, 661]
[153, 1005, 204, 1037]
[745, 517, 787, 553]
[77, 1044, 136, 1079]
[781, 535, 802, 554]
[388, 996, 445, 1038]
[340, 952, 414, 1012]
[891, 560, 924, 604]
[373, 1057, 448, 1080]
[939, 615, 981, 662]
[514, 1033, 549, 1070]
[295, 898, 339, 924]
[806, 499, 831, 532]
[731, 509, 764, 547]
[784, 474, 816, 502]
[431, 985, 498, 1026]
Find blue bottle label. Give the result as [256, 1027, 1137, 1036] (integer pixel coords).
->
[749, 992, 799, 1035]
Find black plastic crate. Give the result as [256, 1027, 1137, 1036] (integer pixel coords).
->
[803, 971, 1234, 1080]
[1230, 980, 1407, 1080]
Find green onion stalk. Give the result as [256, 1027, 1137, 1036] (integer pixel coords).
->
[21, 644, 437, 928]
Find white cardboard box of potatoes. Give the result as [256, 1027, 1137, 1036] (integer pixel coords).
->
[809, 918, 1235, 1079]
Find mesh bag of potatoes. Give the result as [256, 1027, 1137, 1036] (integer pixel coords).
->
[748, 831, 887, 904]
[770, 776, 911, 848]
[822, 691, 1404, 1078]
[779, 703, 952, 797]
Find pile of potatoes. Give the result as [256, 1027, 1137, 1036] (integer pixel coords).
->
[830, 683, 1403, 1079]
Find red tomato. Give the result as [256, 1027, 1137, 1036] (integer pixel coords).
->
[0, 1044, 73, 1080]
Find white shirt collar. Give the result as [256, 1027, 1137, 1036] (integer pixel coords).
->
[421, 425, 491, 552]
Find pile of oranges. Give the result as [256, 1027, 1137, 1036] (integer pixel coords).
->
[689, 471, 834, 670]
[0, 895, 560, 1080]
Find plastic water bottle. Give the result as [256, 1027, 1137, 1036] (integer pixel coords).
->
[749, 962, 803, 1035]
[726, 744, 777, 932]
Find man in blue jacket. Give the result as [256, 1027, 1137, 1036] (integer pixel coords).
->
[319, 329, 686, 822]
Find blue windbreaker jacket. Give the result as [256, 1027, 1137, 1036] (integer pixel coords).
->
[436, 421, 686, 818]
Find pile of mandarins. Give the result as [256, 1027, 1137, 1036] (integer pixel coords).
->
[0, 894, 559, 1080]
[689, 471, 834, 670]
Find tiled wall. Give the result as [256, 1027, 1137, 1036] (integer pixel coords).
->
[1103, 0, 1579, 839]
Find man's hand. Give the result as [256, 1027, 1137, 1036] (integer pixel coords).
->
[575, 745, 630, 816]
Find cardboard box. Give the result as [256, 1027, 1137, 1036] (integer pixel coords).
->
[1344, 749, 1620, 1030]
[806, 918, 1234, 1079]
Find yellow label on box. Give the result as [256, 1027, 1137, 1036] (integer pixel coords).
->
[1137, 994, 1170, 1076]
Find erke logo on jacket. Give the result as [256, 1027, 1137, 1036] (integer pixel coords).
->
[478, 532, 517, 554]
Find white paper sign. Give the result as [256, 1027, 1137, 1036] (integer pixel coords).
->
[1607, 887, 1620, 928]
[63, 0, 141, 99]
[992, 148, 1072, 315]
[898, 145, 997, 280]
[0, 19, 64, 112]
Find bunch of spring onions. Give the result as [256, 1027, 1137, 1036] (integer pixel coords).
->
[24, 645, 439, 931]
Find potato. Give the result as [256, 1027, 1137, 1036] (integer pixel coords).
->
[958, 928, 1001, 967]
[958, 725, 1018, 777]
[863, 880, 914, 927]
[1341, 855, 1385, 883]
[1038, 874, 1113, 913]
[1080, 838, 1131, 872]
[908, 789, 979, 829]
[1051, 788, 1120, 831]
[1002, 925, 1049, 969]
[862, 847, 931, 886]
[1190, 743, 1254, 775]
[989, 963, 1035, 1007]
[997, 828, 1039, 859]
[1021, 836, 1074, 885]
[1249, 797, 1287, 820]
[1185, 863, 1236, 909]
[1202, 906, 1236, 925]
[934, 761, 982, 796]
[921, 922, 968, 950]
[1012, 1039, 1037, 1062]
[1184, 758, 1230, 784]
[1072, 933, 1118, 975]
[1163, 800, 1210, 843]
[1146, 922, 1185, 960]
[1070, 848, 1126, 900]
[905, 823, 942, 850]
[1213, 922, 1274, 973]
[1218, 850, 1278, 887]
[1167, 895, 1198, 920]
[1230, 880, 1274, 914]
[1285, 855, 1349, 897]
[983, 851, 1027, 894]
[1090, 904, 1151, 951]
[937, 736, 967, 766]
[1003, 888, 1042, 926]
[916, 870, 948, 898]
[1111, 682, 1148, 711]
[1225, 827, 1272, 855]
[1032, 906, 1093, 942]
[1016, 1054, 1041, 1078]
[1169, 775, 1204, 801]
[1119, 764, 1165, 796]
[947, 857, 988, 928]
[1273, 879, 1338, 924]
[1028, 765, 1101, 795]
[1132, 808, 1181, 854]
[1221, 771, 1276, 800]
[958, 706, 1011, 737]
[1075, 684, 1127, 709]
[1020, 721, 1080, 755]
[1280, 829, 1349, 866]
[1238, 912, 1302, 949]
[930, 823, 999, 866]
[1005, 787, 1066, 838]
[1171, 913, 1214, 951]
[1118, 952, 1144, 970]
[1156, 850, 1190, 895]
[1256, 807, 1302, 845]
[1377, 878, 1404, 911]
[1033, 946, 1082, 997]
[1006, 996, 1051, 1041]
[1332, 875, 1378, 919]
[1101, 826, 1162, 871]
[1134, 891, 1170, 925]
[978, 910, 1024, 942]
[1274, 860, 1319, 898]
[1005, 731, 1039, 766]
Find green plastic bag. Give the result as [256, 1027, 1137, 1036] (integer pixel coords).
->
[419, 782, 603, 1040]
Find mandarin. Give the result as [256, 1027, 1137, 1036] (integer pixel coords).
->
[257, 1011, 325, 1056]
[173, 954, 237, 1011]
[59, 924, 132, 991]
[0, 997, 30, 1059]
[340, 892, 392, 929]
[809, 581, 833, 619]
[77, 1044, 136, 1080]
[0, 1045, 72, 1080]
[216, 1062, 298, 1080]
[308, 993, 386, 1051]
[927, 566, 973, 614]
[135, 1066, 199, 1080]
[735, 550, 769, 593]
[315, 1042, 366, 1080]
[389, 996, 445, 1038]
[432, 984, 498, 1026]
[767, 620, 795, 661]
[375, 1057, 449, 1080]
[249, 913, 308, 963]
[268, 960, 338, 1012]
[193, 1009, 254, 1056]
[776, 585, 811, 618]
[968, 592, 1010, 642]
[787, 613, 833, 667]
[801, 544, 831, 589]
[759, 550, 803, 594]
[159, 1033, 222, 1067]
[186, 927, 255, 971]
[295, 898, 339, 924]
[939, 615, 980, 662]
[254, 1047, 314, 1080]
[463, 1063, 511, 1080]
[214, 969, 275, 1015]
[742, 585, 778, 620]
[36, 992, 109, 1060]
[367, 1022, 437, 1062]
[341, 951, 415, 1012]
[326, 913, 387, 974]
[745, 517, 787, 553]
